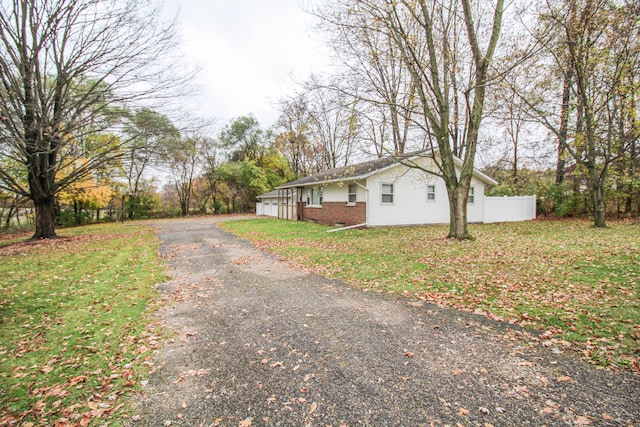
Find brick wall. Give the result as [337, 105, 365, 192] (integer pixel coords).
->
[302, 202, 366, 226]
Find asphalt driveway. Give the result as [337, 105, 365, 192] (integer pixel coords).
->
[133, 217, 639, 426]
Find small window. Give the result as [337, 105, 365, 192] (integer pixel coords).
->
[381, 183, 394, 204]
[467, 186, 475, 204]
[307, 187, 323, 206]
[427, 184, 436, 201]
[348, 184, 357, 203]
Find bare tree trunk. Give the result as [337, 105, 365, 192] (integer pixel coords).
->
[556, 71, 573, 184]
[590, 173, 607, 227]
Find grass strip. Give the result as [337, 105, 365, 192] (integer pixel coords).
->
[0, 223, 165, 426]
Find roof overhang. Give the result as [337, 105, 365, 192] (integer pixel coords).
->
[277, 150, 498, 189]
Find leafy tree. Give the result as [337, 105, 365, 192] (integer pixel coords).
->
[0, 0, 186, 239]
[161, 136, 204, 216]
[511, 0, 639, 226]
[122, 108, 180, 197]
[218, 115, 268, 162]
[57, 159, 113, 224]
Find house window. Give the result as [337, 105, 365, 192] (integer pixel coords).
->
[427, 184, 436, 201]
[468, 186, 475, 204]
[348, 184, 357, 203]
[307, 187, 323, 206]
[381, 183, 394, 204]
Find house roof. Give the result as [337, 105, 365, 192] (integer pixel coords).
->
[256, 189, 296, 199]
[277, 151, 498, 189]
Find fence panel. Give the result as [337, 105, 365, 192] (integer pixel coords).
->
[484, 195, 536, 223]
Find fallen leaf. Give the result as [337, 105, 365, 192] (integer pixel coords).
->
[451, 369, 466, 375]
[457, 407, 470, 416]
[239, 418, 253, 427]
[575, 415, 591, 425]
[69, 376, 88, 386]
[309, 401, 318, 415]
[556, 375, 573, 382]
[404, 352, 415, 358]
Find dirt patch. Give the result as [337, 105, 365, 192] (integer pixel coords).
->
[133, 217, 639, 426]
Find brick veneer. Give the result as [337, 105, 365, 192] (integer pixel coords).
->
[301, 202, 366, 226]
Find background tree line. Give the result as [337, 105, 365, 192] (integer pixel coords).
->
[1, 0, 637, 238]
[275, 0, 639, 230]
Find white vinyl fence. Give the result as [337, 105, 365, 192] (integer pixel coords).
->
[484, 195, 536, 223]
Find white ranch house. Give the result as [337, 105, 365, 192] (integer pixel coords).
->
[256, 152, 535, 227]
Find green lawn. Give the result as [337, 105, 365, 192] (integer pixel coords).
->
[221, 218, 640, 372]
[0, 223, 165, 426]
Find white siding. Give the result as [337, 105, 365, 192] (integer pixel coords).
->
[307, 181, 363, 203]
[321, 183, 345, 202]
[366, 160, 488, 227]
[467, 178, 487, 223]
[367, 163, 449, 226]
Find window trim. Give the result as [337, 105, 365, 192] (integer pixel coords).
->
[381, 182, 394, 205]
[426, 184, 436, 202]
[467, 186, 475, 204]
[306, 187, 323, 207]
[347, 184, 357, 205]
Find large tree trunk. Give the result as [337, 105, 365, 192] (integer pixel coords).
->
[446, 180, 471, 240]
[32, 194, 57, 239]
[451, 188, 471, 239]
[27, 136, 58, 239]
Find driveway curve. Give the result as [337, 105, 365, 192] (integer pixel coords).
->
[133, 217, 639, 426]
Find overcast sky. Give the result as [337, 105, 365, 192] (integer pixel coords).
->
[162, 0, 330, 129]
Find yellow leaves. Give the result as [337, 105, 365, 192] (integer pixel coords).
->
[57, 157, 114, 207]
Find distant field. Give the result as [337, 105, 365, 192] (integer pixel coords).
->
[0, 223, 164, 426]
[221, 218, 639, 372]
